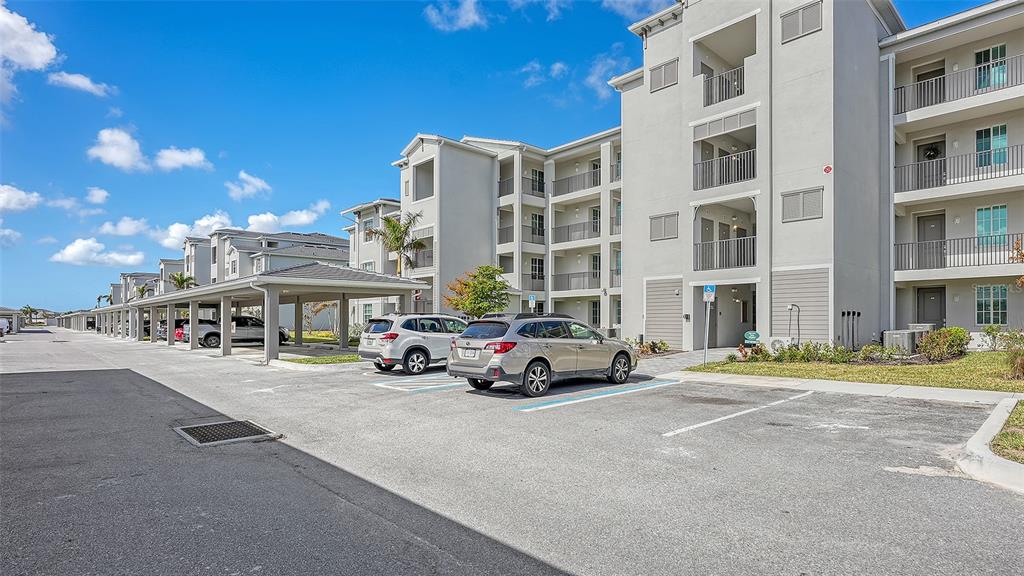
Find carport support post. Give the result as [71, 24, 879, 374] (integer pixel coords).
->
[337, 294, 348, 351]
[263, 286, 281, 363]
[219, 296, 232, 356]
[293, 295, 303, 346]
[189, 300, 200, 350]
[149, 307, 158, 344]
[135, 308, 145, 342]
[165, 304, 175, 346]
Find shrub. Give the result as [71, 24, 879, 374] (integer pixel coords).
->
[981, 324, 1002, 351]
[857, 344, 904, 362]
[917, 326, 971, 362]
[747, 344, 772, 362]
[737, 344, 749, 361]
[824, 344, 854, 364]
[725, 353, 738, 363]
[801, 341, 825, 362]
[1001, 330, 1024, 380]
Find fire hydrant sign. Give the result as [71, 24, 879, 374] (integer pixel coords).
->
[703, 284, 716, 302]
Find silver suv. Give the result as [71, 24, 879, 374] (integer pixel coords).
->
[184, 316, 289, 348]
[358, 314, 468, 374]
[446, 313, 637, 397]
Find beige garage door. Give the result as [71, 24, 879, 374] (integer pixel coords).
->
[645, 278, 685, 349]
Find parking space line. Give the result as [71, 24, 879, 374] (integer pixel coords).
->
[515, 379, 681, 413]
[662, 391, 815, 437]
[371, 381, 464, 393]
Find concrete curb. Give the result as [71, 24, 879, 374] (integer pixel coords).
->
[956, 398, 1024, 495]
[268, 358, 370, 372]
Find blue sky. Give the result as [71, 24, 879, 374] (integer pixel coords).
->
[0, 0, 991, 311]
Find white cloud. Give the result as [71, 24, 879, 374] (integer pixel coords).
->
[424, 0, 487, 32]
[85, 186, 109, 204]
[47, 71, 115, 97]
[98, 216, 148, 236]
[585, 43, 631, 100]
[0, 218, 20, 247]
[36, 235, 57, 244]
[509, 0, 571, 21]
[225, 170, 271, 201]
[155, 146, 212, 171]
[50, 237, 144, 267]
[520, 59, 570, 88]
[246, 200, 330, 233]
[0, 2, 58, 106]
[149, 210, 232, 249]
[46, 196, 78, 210]
[549, 61, 568, 79]
[106, 106, 123, 118]
[600, 0, 675, 20]
[0, 183, 42, 212]
[87, 128, 150, 172]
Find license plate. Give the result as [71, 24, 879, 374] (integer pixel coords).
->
[363, 338, 375, 346]
[461, 349, 478, 359]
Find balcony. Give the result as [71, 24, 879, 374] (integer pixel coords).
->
[894, 54, 1023, 114]
[704, 66, 745, 107]
[522, 225, 545, 245]
[611, 163, 622, 183]
[498, 177, 514, 197]
[610, 216, 621, 235]
[553, 168, 601, 197]
[409, 249, 433, 269]
[498, 226, 514, 244]
[610, 268, 622, 288]
[694, 149, 756, 190]
[521, 273, 545, 292]
[552, 221, 600, 244]
[693, 236, 757, 271]
[895, 233, 1022, 271]
[523, 177, 545, 198]
[552, 272, 600, 291]
[895, 144, 1024, 193]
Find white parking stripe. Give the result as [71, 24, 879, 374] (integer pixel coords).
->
[662, 391, 815, 437]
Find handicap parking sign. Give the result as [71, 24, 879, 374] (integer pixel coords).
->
[703, 284, 716, 302]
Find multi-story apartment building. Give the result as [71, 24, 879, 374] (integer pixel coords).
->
[207, 229, 349, 283]
[341, 198, 401, 324]
[157, 259, 183, 295]
[183, 237, 211, 285]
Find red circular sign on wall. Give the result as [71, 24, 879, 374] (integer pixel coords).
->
[823, 164, 833, 174]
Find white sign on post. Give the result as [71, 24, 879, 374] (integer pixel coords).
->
[528, 294, 536, 310]
[702, 285, 716, 365]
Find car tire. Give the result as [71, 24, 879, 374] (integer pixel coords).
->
[520, 361, 551, 397]
[203, 334, 221, 348]
[403, 349, 429, 375]
[608, 353, 631, 384]
[467, 378, 492, 390]
[374, 361, 395, 372]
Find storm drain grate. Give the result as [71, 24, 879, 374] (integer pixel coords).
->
[174, 420, 279, 447]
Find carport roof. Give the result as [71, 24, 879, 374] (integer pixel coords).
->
[262, 262, 420, 284]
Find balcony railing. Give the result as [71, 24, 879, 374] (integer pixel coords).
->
[694, 148, 756, 190]
[498, 177, 514, 197]
[895, 144, 1024, 192]
[553, 168, 601, 196]
[610, 268, 622, 288]
[704, 65, 745, 107]
[498, 225, 514, 244]
[409, 249, 433, 269]
[610, 216, 622, 235]
[523, 177, 546, 198]
[521, 273, 546, 292]
[523, 225, 545, 244]
[552, 221, 600, 244]
[611, 163, 622, 182]
[552, 271, 600, 291]
[894, 53, 1023, 114]
[693, 236, 757, 271]
[895, 233, 1023, 271]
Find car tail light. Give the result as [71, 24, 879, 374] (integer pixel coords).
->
[484, 341, 516, 354]
[450, 337, 456, 350]
[379, 332, 399, 343]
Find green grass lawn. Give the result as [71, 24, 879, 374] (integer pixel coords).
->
[288, 330, 339, 344]
[689, 352, 1023, 393]
[991, 400, 1024, 465]
[283, 354, 362, 365]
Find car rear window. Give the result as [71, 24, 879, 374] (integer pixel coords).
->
[460, 321, 509, 339]
[365, 319, 393, 334]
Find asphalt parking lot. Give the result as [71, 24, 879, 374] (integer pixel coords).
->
[2, 329, 1023, 575]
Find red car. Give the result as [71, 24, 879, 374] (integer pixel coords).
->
[174, 326, 185, 341]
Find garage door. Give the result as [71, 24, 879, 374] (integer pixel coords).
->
[645, 278, 685, 349]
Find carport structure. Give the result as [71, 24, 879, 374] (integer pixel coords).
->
[0, 307, 24, 334]
[123, 262, 427, 363]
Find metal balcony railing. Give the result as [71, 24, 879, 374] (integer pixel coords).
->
[552, 271, 600, 291]
[523, 177, 546, 198]
[498, 226, 514, 244]
[693, 148, 756, 190]
[704, 65, 745, 107]
[498, 177, 514, 197]
[409, 249, 433, 269]
[894, 53, 1023, 114]
[521, 273, 546, 292]
[551, 220, 600, 244]
[894, 233, 1023, 271]
[610, 268, 622, 288]
[894, 144, 1024, 192]
[611, 163, 622, 182]
[610, 216, 622, 235]
[553, 168, 601, 196]
[522, 225, 545, 244]
[693, 236, 757, 271]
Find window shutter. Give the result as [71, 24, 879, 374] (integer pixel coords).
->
[650, 66, 664, 91]
[663, 60, 678, 86]
[781, 11, 800, 42]
[802, 189, 823, 219]
[665, 213, 679, 238]
[782, 194, 802, 221]
[650, 216, 664, 240]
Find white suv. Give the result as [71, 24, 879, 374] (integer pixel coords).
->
[358, 314, 468, 374]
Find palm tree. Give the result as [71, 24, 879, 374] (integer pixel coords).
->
[20, 305, 36, 323]
[366, 211, 426, 275]
[168, 272, 196, 290]
[96, 295, 104, 308]
[134, 285, 148, 301]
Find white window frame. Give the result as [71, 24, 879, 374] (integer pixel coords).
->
[975, 284, 1008, 326]
[781, 187, 824, 223]
[649, 212, 679, 241]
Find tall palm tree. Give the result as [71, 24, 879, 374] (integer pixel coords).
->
[134, 285, 148, 301]
[168, 272, 196, 290]
[366, 211, 426, 275]
[20, 305, 36, 323]
[96, 295, 104, 308]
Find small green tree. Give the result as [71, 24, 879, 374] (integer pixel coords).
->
[134, 285, 148, 301]
[168, 272, 196, 290]
[444, 265, 511, 318]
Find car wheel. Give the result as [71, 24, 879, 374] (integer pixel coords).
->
[608, 353, 631, 384]
[520, 361, 550, 397]
[374, 361, 395, 372]
[203, 334, 221, 348]
[467, 378, 492, 390]
[403, 349, 428, 375]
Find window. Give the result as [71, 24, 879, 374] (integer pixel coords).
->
[535, 320, 568, 339]
[781, 1, 822, 43]
[531, 169, 545, 193]
[531, 213, 545, 236]
[365, 318, 392, 333]
[976, 125, 1007, 167]
[443, 318, 467, 333]
[615, 299, 622, 325]
[362, 304, 373, 324]
[649, 59, 679, 92]
[534, 301, 545, 314]
[212, 246, 217, 264]
[976, 285, 1008, 325]
[589, 302, 600, 326]
[254, 258, 263, 273]
[517, 322, 538, 338]
[230, 260, 237, 274]
[781, 188, 824, 222]
[404, 180, 410, 197]
[570, 322, 601, 340]
[975, 44, 1007, 90]
[418, 318, 444, 333]
[531, 257, 545, 279]
[590, 254, 601, 274]
[977, 204, 1008, 247]
[361, 261, 375, 272]
[649, 212, 679, 241]
[461, 321, 510, 339]
[362, 217, 376, 242]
